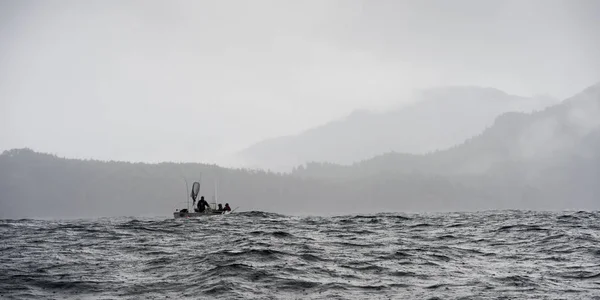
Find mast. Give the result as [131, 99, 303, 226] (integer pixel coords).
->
[211, 179, 218, 210]
[198, 173, 202, 210]
[183, 177, 190, 211]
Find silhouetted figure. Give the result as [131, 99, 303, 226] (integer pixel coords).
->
[223, 203, 231, 212]
[217, 204, 223, 211]
[196, 196, 210, 213]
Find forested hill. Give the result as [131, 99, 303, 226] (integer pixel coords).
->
[1, 146, 598, 219]
[0, 149, 298, 218]
[2, 149, 486, 218]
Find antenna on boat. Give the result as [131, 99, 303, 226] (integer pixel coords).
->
[182, 177, 190, 211]
[211, 179, 218, 210]
[199, 172, 203, 195]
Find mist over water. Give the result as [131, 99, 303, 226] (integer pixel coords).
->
[2, 211, 599, 299]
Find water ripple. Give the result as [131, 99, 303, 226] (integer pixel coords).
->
[1, 211, 599, 299]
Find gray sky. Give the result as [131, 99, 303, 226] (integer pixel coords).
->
[1, 0, 599, 165]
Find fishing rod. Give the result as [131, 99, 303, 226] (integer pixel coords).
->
[181, 176, 190, 211]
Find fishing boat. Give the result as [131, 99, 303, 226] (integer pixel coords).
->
[173, 178, 235, 219]
[173, 209, 232, 218]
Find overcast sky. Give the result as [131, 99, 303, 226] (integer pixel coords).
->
[1, 0, 599, 165]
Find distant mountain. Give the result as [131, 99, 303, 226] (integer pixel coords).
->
[2, 84, 598, 219]
[287, 82, 600, 211]
[238, 87, 558, 171]
[294, 82, 600, 179]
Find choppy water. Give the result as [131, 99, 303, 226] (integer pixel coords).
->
[1, 211, 600, 299]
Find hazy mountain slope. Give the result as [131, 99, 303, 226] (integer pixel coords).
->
[294, 83, 600, 179]
[238, 87, 558, 171]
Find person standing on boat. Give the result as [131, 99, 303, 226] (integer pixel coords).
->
[196, 196, 210, 213]
[223, 203, 231, 212]
[217, 204, 223, 212]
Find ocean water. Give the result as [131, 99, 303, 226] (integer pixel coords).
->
[1, 211, 599, 299]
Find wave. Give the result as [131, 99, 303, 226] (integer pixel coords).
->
[1, 210, 599, 299]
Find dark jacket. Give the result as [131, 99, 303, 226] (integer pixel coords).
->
[197, 199, 210, 212]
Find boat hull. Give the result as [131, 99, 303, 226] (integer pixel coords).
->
[173, 210, 231, 219]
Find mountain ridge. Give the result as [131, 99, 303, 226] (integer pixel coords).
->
[238, 86, 559, 172]
[292, 82, 600, 179]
